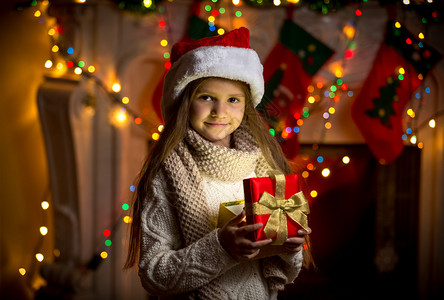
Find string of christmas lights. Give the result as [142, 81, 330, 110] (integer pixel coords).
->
[106, 0, 443, 24]
[291, 1, 364, 189]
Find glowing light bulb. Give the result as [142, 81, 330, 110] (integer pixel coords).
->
[115, 111, 127, 123]
[419, 32, 425, 39]
[122, 97, 129, 104]
[41, 201, 49, 210]
[328, 107, 336, 114]
[103, 230, 111, 237]
[269, 128, 275, 136]
[217, 28, 225, 35]
[395, 22, 401, 28]
[45, 60, 53, 69]
[429, 119, 436, 128]
[74, 67, 82, 75]
[111, 107, 128, 127]
[342, 156, 350, 164]
[232, 0, 240, 5]
[273, 0, 281, 6]
[100, 251, 108, 259]
[123, 216, 133, 223]
[345, 49, 354, 59]
[403, 0, 410, 5]
[308, 96, 315, 104]
[19, 268, 26, 276]
[302, 171, 309, 178]
[134, 117, 142, 125]
[398, 67, 405, 75]
[321, 168, 330, 177]
[310, 190, 318, 198]
[410, 135, 417, 144]
[343, 24, 355, 39]
[34, 10, 41, 17]
[112, 83, 121, 93]
[208, 16, 215, 22]
[48, 28, 56, 36]
[160, 39, 168, 47]
[281, 130, 289, 139]
[36, 253, 44, 262]
[334, 67, 343, 78]
[152, 133, 160, 140]
[40, 226, 48, 236]
[143, 0, 153, 8]
[51, 45, 59, 52]
[56, 63, 64, 70]
[324, 122, 332, 130]
[158, 125, 164, 132]
[87, 66, 95, 73]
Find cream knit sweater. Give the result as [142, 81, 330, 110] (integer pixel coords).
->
[138, 128, 303, 299]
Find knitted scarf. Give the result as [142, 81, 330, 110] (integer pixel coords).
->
[162, 126, 289, 299]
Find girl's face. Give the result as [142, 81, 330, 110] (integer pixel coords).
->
[189, 78, 246, 147]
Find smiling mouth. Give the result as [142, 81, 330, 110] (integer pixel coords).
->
[205, 122, 228, 127]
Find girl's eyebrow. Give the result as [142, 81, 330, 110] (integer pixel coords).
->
[195, 90, 245, 98]
[229, 93, 246, 98]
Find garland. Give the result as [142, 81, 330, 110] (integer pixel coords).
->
[108, 0, 443, 24]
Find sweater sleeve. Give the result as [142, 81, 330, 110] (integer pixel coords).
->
[261, 250, 304, 291]
[138, 173, 239, 296]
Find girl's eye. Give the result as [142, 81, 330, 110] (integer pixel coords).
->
[199, 95, 213, 101]
[228, 97, 240, 103]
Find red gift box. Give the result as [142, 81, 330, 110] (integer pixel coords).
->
[243, 171, 309, 245]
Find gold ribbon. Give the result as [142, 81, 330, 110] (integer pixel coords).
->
[249, 170, 310, 245]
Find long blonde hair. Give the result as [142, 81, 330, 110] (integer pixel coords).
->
[124, 77, 313, 269]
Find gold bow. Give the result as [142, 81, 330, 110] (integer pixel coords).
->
[250, 170, 310, 245]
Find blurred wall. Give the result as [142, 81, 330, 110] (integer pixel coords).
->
[0, 0, 54, 299]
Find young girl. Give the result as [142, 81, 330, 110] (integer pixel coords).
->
[125, 27, 312, 299]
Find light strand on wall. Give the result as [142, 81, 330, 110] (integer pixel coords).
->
[35, 1, 160, 135]
[20, 0, 151, 282]
[296, 1, 364, 189]
[18, 184, 52, 291]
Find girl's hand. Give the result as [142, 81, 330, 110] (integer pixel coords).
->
[281, 228, 311, 254]
[250, 228, 312, 259]
[218, 209, 273, 261]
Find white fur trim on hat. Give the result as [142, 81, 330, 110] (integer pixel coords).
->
[161, 45, 264, 120]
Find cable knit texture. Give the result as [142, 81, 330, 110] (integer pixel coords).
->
[138, 126, 303, 299]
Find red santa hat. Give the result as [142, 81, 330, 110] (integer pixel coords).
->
[161, 27, 264, 120]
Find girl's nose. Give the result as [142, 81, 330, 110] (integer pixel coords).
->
[211, 100, 226, 117]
